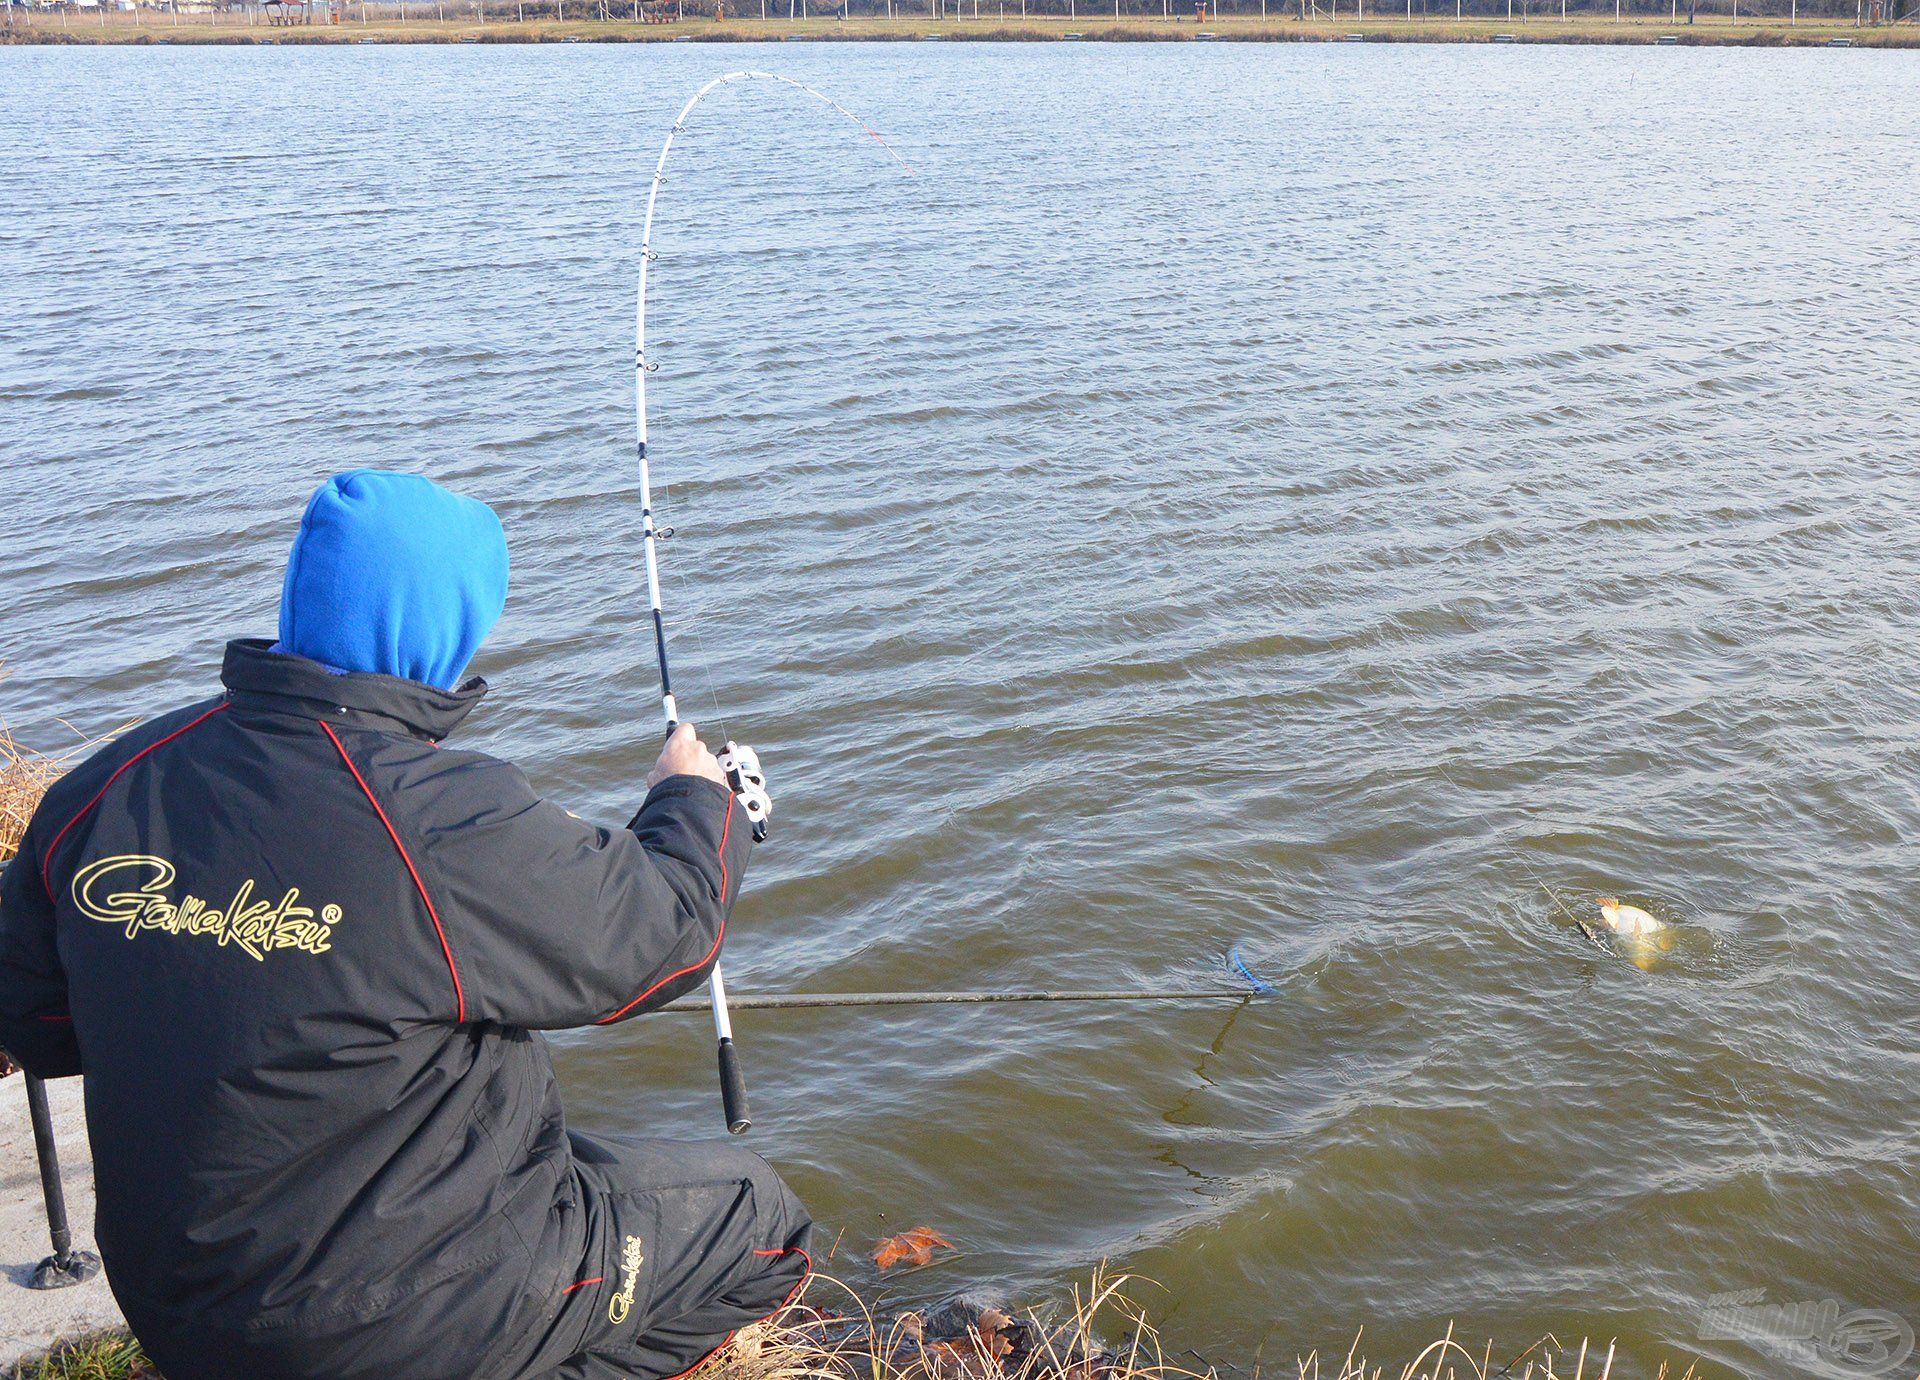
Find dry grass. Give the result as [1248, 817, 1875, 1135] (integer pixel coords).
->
[3, 1334, 147, 1380]
[0, 670, 129, 866]
[5, 1274, 1705, 1380]
[0, 698, 62, 866]
[0, 733, 72, 864]
[0, 728, 62, 861]
[699, 1271, 1708, 1380]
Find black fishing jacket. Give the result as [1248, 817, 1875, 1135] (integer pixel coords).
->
[0, 640, 752, 1378]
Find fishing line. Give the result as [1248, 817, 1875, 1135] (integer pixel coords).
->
[655, 519, 732, 747]
[633, 80, 1279, 1109]
[1429, 757, 1605, 947]
[633, 72, 912, 1136]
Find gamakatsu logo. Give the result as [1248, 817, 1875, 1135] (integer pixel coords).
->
[72, 855, 341, 960]
[608, 1235, 645, 1326]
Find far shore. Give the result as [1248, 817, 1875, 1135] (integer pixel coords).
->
[5, 8, 1917, 43]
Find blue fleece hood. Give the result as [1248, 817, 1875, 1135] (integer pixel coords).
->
[277, 471, 509, 691]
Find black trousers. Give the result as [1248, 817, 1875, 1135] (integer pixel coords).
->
[524, 1135, 814, 1380]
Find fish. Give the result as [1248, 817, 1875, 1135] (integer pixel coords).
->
[1595, 896, 1667, 938]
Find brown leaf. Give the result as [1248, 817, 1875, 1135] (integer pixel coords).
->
[927, 1338, 1008, 1378]
[975, 1308, 1015, 1360]
[872, 1225, 953, 1271]
[900, 1308, 1019, 1380]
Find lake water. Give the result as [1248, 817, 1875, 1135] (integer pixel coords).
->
[4, 39, 1919, 1379]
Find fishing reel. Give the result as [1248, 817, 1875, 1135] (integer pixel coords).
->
[717, 741, 771, 843]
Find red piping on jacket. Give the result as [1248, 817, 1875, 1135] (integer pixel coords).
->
[717, 792, 733, 907]
[38, 701, 231, 898]
[562, 1276, 605, 1295]
[319, 719, 467, 1024]
[655, 1245, 813, 1380]
[593, 792, 734, 1026]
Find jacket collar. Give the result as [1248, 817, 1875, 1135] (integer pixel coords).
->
[221, 638, 487, 743]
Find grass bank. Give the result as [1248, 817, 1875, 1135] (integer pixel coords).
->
[4, 10, 1915, 42]
[4, 1274, 1707, 1380]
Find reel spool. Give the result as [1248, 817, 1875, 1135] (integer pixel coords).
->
[717, 741, 772, 843]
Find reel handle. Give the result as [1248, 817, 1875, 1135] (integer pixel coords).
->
[717, 740, 771, 843]
[660, 726, 770, 842]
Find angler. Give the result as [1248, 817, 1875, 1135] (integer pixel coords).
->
[0, 471, 810, 1380]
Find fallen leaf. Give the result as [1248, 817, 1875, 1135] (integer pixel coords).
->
[975, 1307, 1014, 1360]
[872, 1225, 953, 1271]
[889, 1303, 1022, 1379]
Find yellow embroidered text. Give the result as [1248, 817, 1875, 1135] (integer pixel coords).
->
[72, 855, 341, 961]
[608, 1234, 644, 1325]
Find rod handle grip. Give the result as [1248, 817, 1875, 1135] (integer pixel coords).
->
[718, 1037, 751, 1135]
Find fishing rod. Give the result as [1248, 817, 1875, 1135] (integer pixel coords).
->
[635, 72, 911, 1137]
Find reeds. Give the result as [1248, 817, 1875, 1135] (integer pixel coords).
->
[707, 1273, 1704, 1380]
[0, 714, 65, 866]
[4, 1275, 1703, 1380]
[0, 670, 127, 865]
[0, 738, 59, 862]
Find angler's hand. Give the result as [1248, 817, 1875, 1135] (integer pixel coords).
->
[649, 722, 727, 790]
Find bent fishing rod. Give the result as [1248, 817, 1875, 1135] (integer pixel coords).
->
[635, 73, 910, 1136]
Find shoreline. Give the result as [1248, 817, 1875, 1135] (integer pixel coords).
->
[4, 12, 1916, 42]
